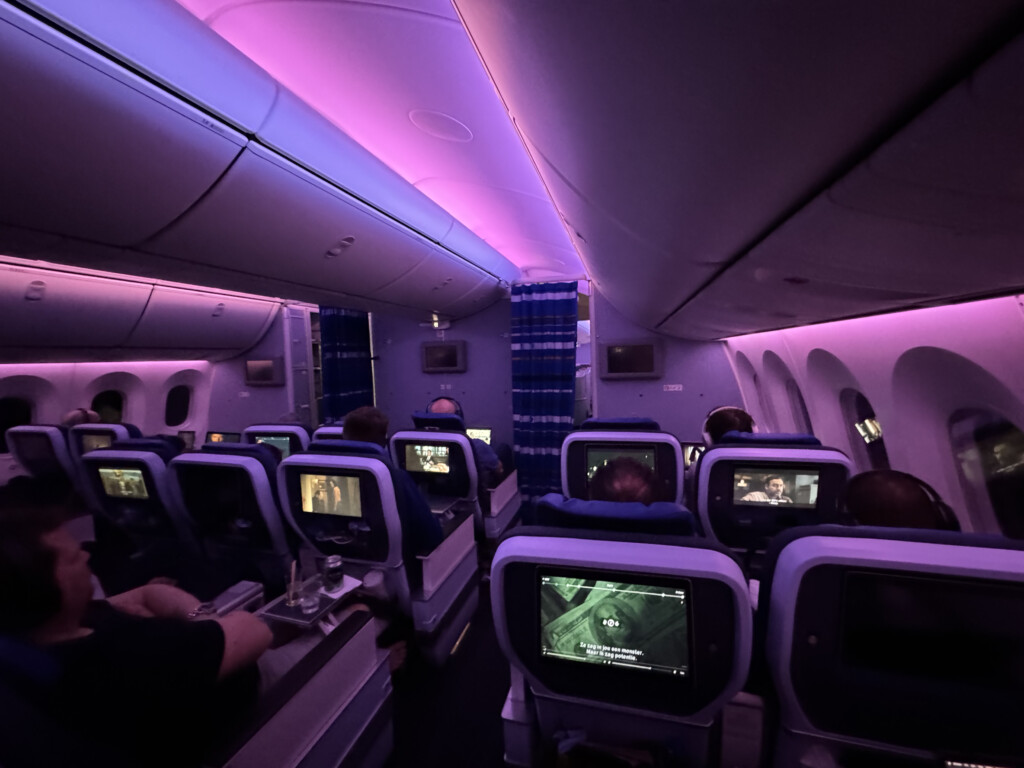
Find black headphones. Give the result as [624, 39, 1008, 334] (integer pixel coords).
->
[702, 405, 756, 446]
[838, 470, 960, 531]
[426, 397, 463, 420]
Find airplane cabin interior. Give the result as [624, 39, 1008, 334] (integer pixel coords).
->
[2, 1, 1024, 767]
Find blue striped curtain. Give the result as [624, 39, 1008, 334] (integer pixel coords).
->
[512, 282, 578, 504]
[319, 307, 374, 423]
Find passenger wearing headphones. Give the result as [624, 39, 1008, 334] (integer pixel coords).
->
[426, 397, 503, 488]
[841, 469, 960, 531]
[342, 407, 443, 557]
[703, 406, 755, 446]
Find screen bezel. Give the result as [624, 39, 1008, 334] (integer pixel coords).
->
[565, 439, 678, 502]
[705, 459, 846, 549]
[790, 564, 1024, 759]
[393, 437, 471, 497]
[421, 340, 467, 374]
[598, 340, 663, 380]
[501, 561, 737, 716]
[283, 465, 388, 562]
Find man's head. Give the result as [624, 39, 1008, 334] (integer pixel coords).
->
[426, 397, 463, 418]
[704, 407, 755, 445]
[590, 457, 658, 505]
[341, 406, 389, 447]
[763, 475, 786, 499]
[0, 476, 91, 637]
[842, 470, 959, 530]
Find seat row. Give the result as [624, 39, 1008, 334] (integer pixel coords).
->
[491, 523, 1024, 767]
[5, 420, 502, 664]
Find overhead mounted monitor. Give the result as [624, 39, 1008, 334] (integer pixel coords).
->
[245, 358, 285, 387]
[598, 340, 663, 380]
[422, 341, 467, 374]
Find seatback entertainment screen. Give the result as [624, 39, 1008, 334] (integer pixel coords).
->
[733, 466, 819, 508]
[98, 467, 149, 499]
[299, 472, 361, 517]
[539, 572, 690, 676]
[405, 443, 451, 474]
[80, 433, 113, 453]
[253, 433, 292, 459]
[585, 446, 657, 480]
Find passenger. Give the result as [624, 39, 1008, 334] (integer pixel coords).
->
[426, 397, 504, 487]
[342, 406, 443, 555]
[842, 469, 960, 531]
[740, 474, 793, 504]
[703, 405, 754, 445]
[589, 457, 658, 505]
[0, 476, 272, 767]
[59, 407, 100, 428]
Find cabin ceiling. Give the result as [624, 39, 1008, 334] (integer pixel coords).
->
[178, 0, 1024, 338]
[4, 1, 1024, 339]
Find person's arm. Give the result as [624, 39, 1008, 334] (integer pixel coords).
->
[211, 611, 272, 680]
[107, 583, 203, 619]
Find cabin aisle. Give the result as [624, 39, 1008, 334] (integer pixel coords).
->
[386, 582, 510, 768]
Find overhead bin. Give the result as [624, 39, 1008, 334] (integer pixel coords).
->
[0, 3, 246, 247]
[144, 143, 503, 314]
[127, 286, 278, 351]
[0, 264, 151, 349]
[660, 30, 1024, 340]
[258, 89, 457, 245]
[17, 0, 279, 132]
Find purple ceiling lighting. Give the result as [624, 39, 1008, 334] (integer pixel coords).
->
[175, 0, 584, 282]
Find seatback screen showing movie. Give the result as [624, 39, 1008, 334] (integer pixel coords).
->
[299, 473, 361, 517]
[539, 572, 690, 677]
[405, 443, 451, 474]
[253, 434, 292, 458]
[466, 428, 492, 445]
[206, 431, 241, 443]
[733, 466, 819, 508]
[585, 446, 657, 480]
[98, 467, 149, 499]
[80, 433, 113, 453]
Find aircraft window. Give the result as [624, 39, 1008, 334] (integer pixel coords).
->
[0, 397, 33, 453]
[951, 411, 1024, 539]
[786, 379, 813, 434]
[164, 385, 191, 427]
[840, 388, 890, 471]
[91, 390, 124, 423]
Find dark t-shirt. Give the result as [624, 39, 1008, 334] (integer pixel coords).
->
[45, 601, 256, 766]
